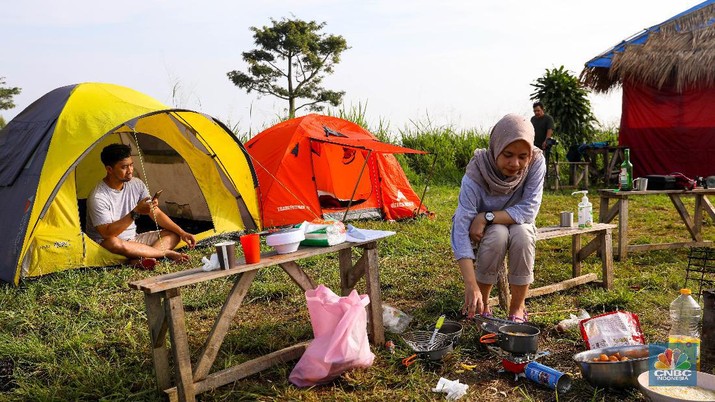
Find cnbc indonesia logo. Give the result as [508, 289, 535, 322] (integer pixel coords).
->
[650, 344, 697, 385]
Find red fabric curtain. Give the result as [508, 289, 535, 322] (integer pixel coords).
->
[620, 81, 715, 178]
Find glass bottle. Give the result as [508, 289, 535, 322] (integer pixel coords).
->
[619, 148, 633, 191]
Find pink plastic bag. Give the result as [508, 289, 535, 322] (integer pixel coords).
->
[289, 284, 375, 387]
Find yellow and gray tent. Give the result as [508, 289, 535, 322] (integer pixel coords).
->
[0, 82, 261, 285]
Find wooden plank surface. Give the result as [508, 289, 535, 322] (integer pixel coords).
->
[489, 273, 598, 305]
[535, 223, 616, 240]
[164, 342, 310, 401]
[599, 188, 715, 198]
[129, 235, 392, 294]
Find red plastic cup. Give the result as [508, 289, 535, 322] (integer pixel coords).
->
[239, 233, 261, 264]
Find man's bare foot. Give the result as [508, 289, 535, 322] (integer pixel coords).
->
[166, 250, 191, 263]
[128, 257, 157, 271]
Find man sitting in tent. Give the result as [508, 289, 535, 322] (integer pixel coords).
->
[86, 143, 196, 269]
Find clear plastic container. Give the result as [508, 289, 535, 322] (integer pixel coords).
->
[669, 288, 702, 369]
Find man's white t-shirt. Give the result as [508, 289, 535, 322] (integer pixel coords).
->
[86, 178, 150, 244]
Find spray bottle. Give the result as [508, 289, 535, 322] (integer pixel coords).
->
[571, 191, 593, 228]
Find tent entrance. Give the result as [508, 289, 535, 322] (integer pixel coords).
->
[311, 142, 377, 209]
[75, 132, 215, 236]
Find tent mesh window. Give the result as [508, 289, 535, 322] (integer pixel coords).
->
[684, 247, 715, 301]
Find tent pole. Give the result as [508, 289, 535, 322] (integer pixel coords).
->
[415, 153, 437, 218]
[341, 149, 373, 222]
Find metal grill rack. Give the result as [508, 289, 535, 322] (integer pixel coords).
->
[684, 247, 715, 301]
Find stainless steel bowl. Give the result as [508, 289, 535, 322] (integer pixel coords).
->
[573, 344, 665, 388]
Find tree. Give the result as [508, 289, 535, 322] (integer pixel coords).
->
[0, 77, 21, 111]
[227, 18, 348, 119]
[530, 66, 596, 147]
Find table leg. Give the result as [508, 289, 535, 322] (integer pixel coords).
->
[572, 233, 582, 277]
[703, 196, 715, 221]
[338, 248, 353, 296]
[618, 198, 629, 260]
[601, 228, 614, 289]
[144, 293, 171, 392]
[604, 150, 611, 186]
[670, 194, 701, 241]
[362, 242, 385, 345]
[695, 195, 704, 241]
[165, 289, 196, 402]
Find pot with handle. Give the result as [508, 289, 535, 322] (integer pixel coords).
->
[480, 323, 540, 355]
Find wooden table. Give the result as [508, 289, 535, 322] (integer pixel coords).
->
[582, 146, 627, 186]
[129, 234, 392, 402]
[599, 188, 715, 259]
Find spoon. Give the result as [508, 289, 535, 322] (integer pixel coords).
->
[429, 315, 446, 347]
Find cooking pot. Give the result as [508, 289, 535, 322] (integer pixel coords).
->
[480, 323, 540, 355]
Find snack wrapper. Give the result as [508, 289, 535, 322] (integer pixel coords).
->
[579, 310, 645, 350]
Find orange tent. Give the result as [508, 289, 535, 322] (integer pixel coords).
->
[245, 114, 428, 228]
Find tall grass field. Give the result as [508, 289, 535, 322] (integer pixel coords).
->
[0, 121, 712, 401]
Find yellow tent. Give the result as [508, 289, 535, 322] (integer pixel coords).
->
[0, 83, 261, 285]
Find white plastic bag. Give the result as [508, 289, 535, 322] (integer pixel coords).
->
[382, 304, 412, 334]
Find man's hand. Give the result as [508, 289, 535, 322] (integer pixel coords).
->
[469, 213, 487, 243]
[180, 231, 196, 249]
[134, 197, 158, 215]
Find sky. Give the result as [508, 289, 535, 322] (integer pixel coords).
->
[1, 0, 696, 136]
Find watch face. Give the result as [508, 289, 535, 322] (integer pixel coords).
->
[485, 212, 495, 222]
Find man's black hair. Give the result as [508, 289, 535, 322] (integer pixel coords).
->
[533, 101, 544, 109]
[100, 143, 132, 167]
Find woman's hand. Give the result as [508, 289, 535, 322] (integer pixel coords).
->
[469, 213, 487, 243]
[462, 281, 484, 319]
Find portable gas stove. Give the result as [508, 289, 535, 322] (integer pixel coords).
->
[486, 345, 550, 379]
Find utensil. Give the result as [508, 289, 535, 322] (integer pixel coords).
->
[429, 315, 446, 346]
[573, 344, 664, 388]
[402, 354, 419, 367]
[401, 330, 453, 361]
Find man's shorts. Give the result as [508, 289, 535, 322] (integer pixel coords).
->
[130, 230, 162, 246]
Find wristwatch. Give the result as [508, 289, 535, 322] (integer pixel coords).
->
[485, 211, 495, 225]
[131, 210, 140, 221]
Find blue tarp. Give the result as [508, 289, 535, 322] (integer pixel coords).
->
[585, 0, 715, 68]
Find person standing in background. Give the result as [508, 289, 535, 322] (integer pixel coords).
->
[531, 102, 554, 151]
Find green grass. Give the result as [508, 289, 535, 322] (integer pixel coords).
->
[1, 185, 713, 401]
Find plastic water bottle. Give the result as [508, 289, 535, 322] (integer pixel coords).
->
[669, 288, 702, 370]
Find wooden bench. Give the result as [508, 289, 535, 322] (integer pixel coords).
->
[489, 223, 616, 311]
[129, 233, 393, 402]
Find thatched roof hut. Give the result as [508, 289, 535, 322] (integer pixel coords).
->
[580, 0, 715, 178]
[581, 1, 715, 93]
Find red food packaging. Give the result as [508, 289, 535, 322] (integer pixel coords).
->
[579, 310, 645, 350]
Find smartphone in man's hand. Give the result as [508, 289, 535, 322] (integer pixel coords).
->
[152, 190, 163, 201]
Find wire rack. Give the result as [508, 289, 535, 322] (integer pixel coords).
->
[684, 247, 715, 301]
[402, 330, 451, 352]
